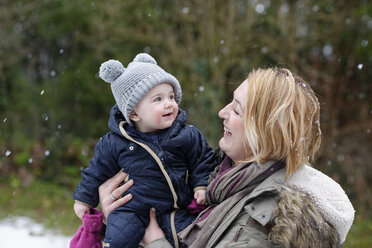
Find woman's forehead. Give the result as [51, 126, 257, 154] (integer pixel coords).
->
[233, 80, 248, 106]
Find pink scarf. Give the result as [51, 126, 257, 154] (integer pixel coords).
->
[179, 158, 284, 247]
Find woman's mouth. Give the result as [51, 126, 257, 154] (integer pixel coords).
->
[224, 127, 232, 136]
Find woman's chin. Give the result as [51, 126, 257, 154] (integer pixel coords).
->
[219, 138, 228, 151]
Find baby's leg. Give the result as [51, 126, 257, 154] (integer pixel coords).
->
[104, 209, 148, 248]
[159, 208, 197, 247]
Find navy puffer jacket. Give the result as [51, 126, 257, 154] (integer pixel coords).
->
[73, 105, 216, 248]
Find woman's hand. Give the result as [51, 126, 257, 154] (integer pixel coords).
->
[141, 208, 165, 246]
[98, 170, 134, 224]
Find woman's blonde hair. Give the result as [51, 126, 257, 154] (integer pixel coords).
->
[243, 67, 321, 177]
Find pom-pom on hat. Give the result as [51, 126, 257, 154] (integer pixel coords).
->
[99, 53, 182, 126]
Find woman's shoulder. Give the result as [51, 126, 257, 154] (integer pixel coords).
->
[233, 187, 342, 247]
[269, 190, 341, 247]
[284, 164, 355, 244]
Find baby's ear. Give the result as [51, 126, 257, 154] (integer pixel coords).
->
[129, 109, 140, 122]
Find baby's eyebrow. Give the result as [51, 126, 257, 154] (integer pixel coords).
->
[150, 93, 162, 99]
[150, 89, 174, 98]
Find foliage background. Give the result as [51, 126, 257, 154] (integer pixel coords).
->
[0, 0, 371, 246]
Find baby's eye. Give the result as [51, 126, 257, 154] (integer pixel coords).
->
[154, 97, 162, 102]
[169, 95, 175, 100]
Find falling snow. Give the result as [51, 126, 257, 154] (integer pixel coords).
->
[337, 154, 345, 162]
[182, 7, 189, 14]
[322, 44, 333, 57]
[255, 4, 265, 14]
[42, 113, 49, 121]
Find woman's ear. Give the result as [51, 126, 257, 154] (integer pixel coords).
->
[129, 109, 140, 122]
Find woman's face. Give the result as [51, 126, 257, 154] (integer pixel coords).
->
[218, 80, 249, 164]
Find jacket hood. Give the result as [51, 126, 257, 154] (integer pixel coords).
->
[108, 104, 187, 137]
[269, 190, 342, 248]
[285, 164, 355, 244]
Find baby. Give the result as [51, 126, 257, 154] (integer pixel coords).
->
[73, 53, 216, 248]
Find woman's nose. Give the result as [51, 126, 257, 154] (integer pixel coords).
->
[218, 105, 228, 119]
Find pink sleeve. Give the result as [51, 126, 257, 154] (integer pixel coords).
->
[70, 209, 103, 248]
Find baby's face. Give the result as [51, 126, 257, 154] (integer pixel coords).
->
[130, 83, 179, 133]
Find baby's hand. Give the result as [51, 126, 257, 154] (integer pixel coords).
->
[194, 189, 207, 205]
[74, 201, 90, 220]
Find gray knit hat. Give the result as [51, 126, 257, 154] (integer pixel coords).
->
[99, 53, 182, 126]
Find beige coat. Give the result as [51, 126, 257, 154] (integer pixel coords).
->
[146, 167, 352, 248]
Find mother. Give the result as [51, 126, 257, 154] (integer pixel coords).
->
[99, 67, 355, 248]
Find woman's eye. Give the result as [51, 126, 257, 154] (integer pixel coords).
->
[234, 109, 239, 115]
